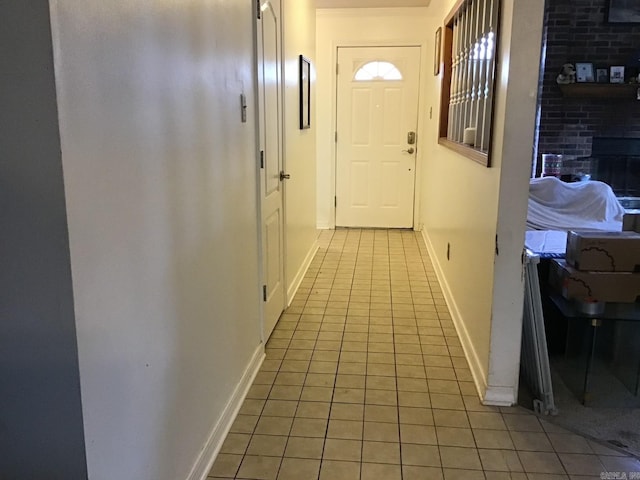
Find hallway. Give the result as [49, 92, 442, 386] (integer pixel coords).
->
[209, 229, 640, 479]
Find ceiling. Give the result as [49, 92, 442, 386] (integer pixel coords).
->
[316, 0, 431, 8]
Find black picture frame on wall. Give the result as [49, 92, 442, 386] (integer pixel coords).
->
[299, 55, 311, 130]
[607, 0, 640, 24]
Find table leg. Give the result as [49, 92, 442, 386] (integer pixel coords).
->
[582, 318, 601, 405]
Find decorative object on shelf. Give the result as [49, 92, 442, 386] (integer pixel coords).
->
[607, 0, 640, 24]
[556, 63, 576, 84]
[299, 55, 311, 130]
[596, 68, 609, 83]
[610, 65, 625, 84]
[576, 63, 595, 83]
[434, 27, 442, 76]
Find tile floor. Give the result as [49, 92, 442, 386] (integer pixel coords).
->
[209, 229, 640, 480]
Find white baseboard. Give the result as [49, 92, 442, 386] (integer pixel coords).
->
[287, 240, 319, 306]
[483, 385, 516, 407]
[421, 229, 489, 402]
[186, 344, 265, 480]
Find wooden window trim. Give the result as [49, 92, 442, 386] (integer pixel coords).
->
[437, 0, 500, 168]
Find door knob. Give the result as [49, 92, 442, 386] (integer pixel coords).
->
[402, 147, 415, 154]
[280, 171, 291, 180]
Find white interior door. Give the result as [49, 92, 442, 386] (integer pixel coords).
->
[335, 46, 421, 228]
[257, 0, 285, 341]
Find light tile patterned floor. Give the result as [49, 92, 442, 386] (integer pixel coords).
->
[210, 229, 640, 480]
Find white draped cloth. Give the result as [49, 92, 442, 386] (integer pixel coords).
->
[527, 177, 624, 232]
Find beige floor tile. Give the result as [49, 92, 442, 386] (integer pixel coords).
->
[220, 433, 251, 455]
[440, 446, 483, 470]
[209, 453, 243, 477]
[478, 448, 523, 472]
[397, 377, 429, 392]
[430, 393, 465, 410]
[335, 374, 365, 389]
[364, 404, 398, 423]
[361, 462, 402, 480]
[367, 363, 396, 376]
[278, 458, 320, 480]
[517, 451, 566, 474]
[254, 416, 294, 436]
[436, 426, 476, 447]
[510, 431, 554, 452]
[269, 385, 302, 401]
[246, 434, 288, 457]
[323, 438, 362, 462]
[365, 389, 397, 406]
[327, 419, 363, 440]
[432, 409, 469, 428]
[398, 391, 431, 408]
[338, 363, 367, 375]
[398, 406, 434, 426]
[546, 433, 593, 454]
[467, 412, 507, 430]
[230, 414, 260, 434]
[473, 429, 515, 450]
[262, 400, 298, 417]
[300, 386, 334, 402]
[504, 414, 544, 432]
[330, 403, 364, 421]
[290, 417, 328, 438]
[296, 401, 330, 419]
[319, 460, 361, 480]
[442, 468, 486, 479]
[400, 443, 441, 467]
[237, 400, 263, 415]
[428, 379, 461, 395]
[400, 424, 438, 445]
[362, 440, 401, 464]
[402, 465, 444, 479]
[363, 421, 400, 442]
[333, 387, 365, 404]
[283, 436, 324, 459]
[236, 455, 281, 480]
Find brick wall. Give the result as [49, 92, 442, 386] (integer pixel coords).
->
[536, 0, 640, 174]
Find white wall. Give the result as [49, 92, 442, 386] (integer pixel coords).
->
[418, 0, 544, 404]
[49, 1, 263, 479]
[283, 0, 319, 300]
[315, 7, 432, 229]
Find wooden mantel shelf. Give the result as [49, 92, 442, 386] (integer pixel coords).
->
[558, 83, 640, 99]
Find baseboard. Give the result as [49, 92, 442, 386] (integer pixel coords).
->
[186, 344, 265, 480]
[421, 229, 489, 402]
[483, 385, 516, 407]
[316, 222, 333, 230]
[287, 240, 319, 306]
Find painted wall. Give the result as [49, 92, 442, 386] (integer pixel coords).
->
[419, 0, 544, 403]
[49, 1, 262, 478]
[0, 3, 87, 477]
[315, 7, 432, 229]
[283, 0, 319, 299]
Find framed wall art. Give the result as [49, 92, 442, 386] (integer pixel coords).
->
[299, 55, 311, 129]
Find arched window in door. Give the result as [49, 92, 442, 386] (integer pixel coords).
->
[354, 61, 403, 81]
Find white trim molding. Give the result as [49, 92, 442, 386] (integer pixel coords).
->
[186, 345, 265, 480]
[421, 229, 489, 402]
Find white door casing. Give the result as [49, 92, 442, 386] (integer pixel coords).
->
[257, 0, 286, 341]
[335, 46, 421, 228]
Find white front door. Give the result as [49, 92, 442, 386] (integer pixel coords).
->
[257, 0, 285, 340]
[335, 46, 421, 228]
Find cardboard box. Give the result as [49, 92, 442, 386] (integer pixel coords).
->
[565, 231, 640, 272]
[623, 213, 640, 233]
[549, 259, 640, 303]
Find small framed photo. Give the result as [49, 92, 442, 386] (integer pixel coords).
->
[575, 63, 595, 83]
[596, 68, 609, 83]
[610, 65, 625, 84]
[434, 27, 442, 76]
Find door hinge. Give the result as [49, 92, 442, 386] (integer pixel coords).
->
[262, 285, 267, 301]
[334, 196, 337, 207]
[334, 131, 337, 143]
[260, 150, 264, 169]
[256, 0, 261, 19]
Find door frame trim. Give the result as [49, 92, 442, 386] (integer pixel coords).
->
[328, 41, 428, 230]
[254, 0, 288, 344]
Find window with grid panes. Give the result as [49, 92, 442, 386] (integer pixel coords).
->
[438, 0, 500, 167]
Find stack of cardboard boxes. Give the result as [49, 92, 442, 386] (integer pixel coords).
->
[549, 231, 640, 305]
